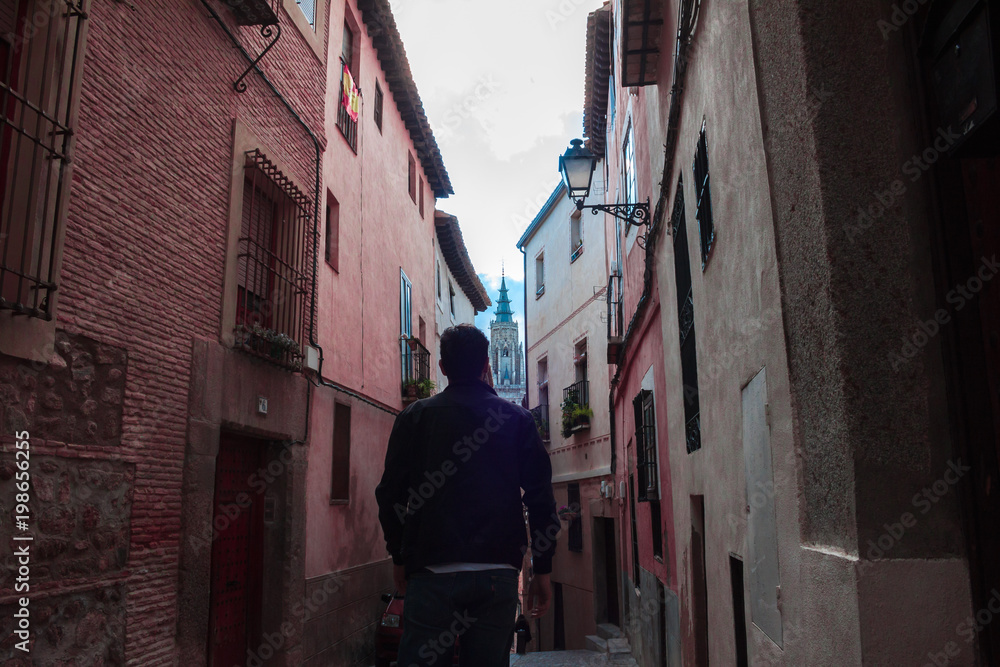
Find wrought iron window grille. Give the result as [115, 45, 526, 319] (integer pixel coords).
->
[694, 122, 715, 270]
[634, 389, 658, 502]
[234, 149, 312, 371]
[671, 179, 702, 453]
[0, 0, 88, 320]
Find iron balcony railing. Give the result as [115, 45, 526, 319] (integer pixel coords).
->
[530, 405, 550, 442]
[0, 0, 88, 320]
[563, 380, 590, 409]
[402, 337, 431, 395]
[223, 0, 280, 26]
[337, 59, 358, 152]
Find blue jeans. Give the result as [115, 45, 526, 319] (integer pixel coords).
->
[397, 569, 519, 667]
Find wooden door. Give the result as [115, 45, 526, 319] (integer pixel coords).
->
[208, 434, 265, 666]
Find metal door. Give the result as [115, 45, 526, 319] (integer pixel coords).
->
[208, 434, 265, 666]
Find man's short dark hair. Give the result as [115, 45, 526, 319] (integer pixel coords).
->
[440, 324, 489, 380]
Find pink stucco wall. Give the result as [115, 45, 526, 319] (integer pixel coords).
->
[305, 0, 439, 579]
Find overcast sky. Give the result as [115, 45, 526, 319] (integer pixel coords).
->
[389, 0, 607, 338]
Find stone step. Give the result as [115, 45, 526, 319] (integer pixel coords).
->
[596, 623, 623, 640]
[606, 637, 631, 655]
[584, 634, 607, 653]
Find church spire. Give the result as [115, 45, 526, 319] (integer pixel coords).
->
[495, 268, 514, 323]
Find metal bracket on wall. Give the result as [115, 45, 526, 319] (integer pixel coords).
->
[233, 23, 283, 93]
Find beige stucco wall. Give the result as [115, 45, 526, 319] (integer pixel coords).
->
[523, 181, 613, 481]
[433, 238, 479, 391]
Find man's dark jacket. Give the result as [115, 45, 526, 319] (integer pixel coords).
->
[376, 379, 559, 576]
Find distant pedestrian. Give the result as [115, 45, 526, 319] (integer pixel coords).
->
[376, 324, 559, 667]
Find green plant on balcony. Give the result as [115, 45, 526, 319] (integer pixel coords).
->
[236, 323, 302, 367]
[561, 392, 593, 438]
[403, 377, 435, 400]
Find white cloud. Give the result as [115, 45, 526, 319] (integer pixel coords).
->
[390, 0, 603, 284]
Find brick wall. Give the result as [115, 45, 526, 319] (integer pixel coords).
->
[0, 0, 328, 663]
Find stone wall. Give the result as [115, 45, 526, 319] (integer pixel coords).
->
[0, 455, 134, 589]
[0, 331, 126, 446]
[0, 584, 127, 665]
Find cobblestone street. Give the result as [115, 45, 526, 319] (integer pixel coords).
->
[509, 650, 610, 666]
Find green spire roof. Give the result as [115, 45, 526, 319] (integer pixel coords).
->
[495, 274, 514, 322]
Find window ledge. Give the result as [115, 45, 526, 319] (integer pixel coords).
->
[571, 244, 584, 263]
[282, 0, 326, 62]
[535, 286, 545, 299]
[330, 499, 350, 506]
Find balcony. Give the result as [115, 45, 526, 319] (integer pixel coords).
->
[607, 272, 623, 363]
[561, 380, 591, 438]
[222, 0, 280, 26]
[337, 60, 359, 153]
[401, 337, 433, 401]
[530, 405, 550, 443]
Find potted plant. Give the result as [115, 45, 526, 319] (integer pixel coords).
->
[415, 377, 435, 399]
[561, 394, 593, 438]
[403, 378, 435, 400]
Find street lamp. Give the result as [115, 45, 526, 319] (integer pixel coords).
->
[558, 139, 650, 228]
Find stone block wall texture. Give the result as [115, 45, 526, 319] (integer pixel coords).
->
[0, 455, 134, 590]
[0, 585, 127, 666]
[0, 0, 328, 664]
[0, 331, 126, 445]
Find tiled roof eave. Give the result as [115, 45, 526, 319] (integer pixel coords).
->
[356, 0, 454, 198]
[435, 212, 491, 312]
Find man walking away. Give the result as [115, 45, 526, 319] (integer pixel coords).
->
[376, 324, 559, 667]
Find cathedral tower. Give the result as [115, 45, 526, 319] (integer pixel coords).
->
[489, 271, 525, 405]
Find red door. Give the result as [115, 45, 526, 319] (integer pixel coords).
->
[208, 434, 265, 666]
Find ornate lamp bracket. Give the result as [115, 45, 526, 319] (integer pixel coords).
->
[576, 198, 651, 228]
[234, 23, 283, 93]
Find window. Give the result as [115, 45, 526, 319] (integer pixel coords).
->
[567, 483, 583, 553]
[342, 21, 354, 72]
[331, 402, 352, 502]
[296, 0, 316, 27]
[337, 22, 358, 152]
[325, 193, 340, 272]
[633, 389, 658, 501]
[694, 122, 715, 269]
[571, 212, 584, 262]
[535, 253, 545, 297]
[235, 150, 311, 370]
[574, 339, 588, 384]
[534, 358, 550, 442]
[650, 496, 663, 560]
[449, 281, 455, 315]
[436, 261, 442, 299]
[1, 0, 87, 320]
[374, 80, 384, 132]
[672, 179, 702, 452]
[419, 177, 424, 217]
[623, 120, 638, 207]
[408, 152, 417, 203]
